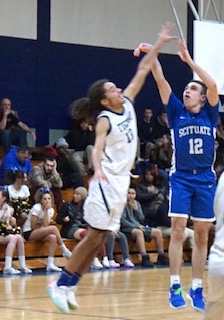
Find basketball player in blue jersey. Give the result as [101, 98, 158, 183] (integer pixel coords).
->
[47, 23, 177, 313]
[134, 40, 219, 312]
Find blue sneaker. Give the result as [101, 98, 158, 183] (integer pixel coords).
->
[169, 284, 186, 309]
[186, 287, 205, 312]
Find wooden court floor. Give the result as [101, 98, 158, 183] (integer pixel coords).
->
[0, 265, 205, 320]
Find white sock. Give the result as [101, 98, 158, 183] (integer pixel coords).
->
[192, 278, 202, 290]
[60, 243, 69, 253]
[170, 275, 181, 287]
[5, 256, 12, 269]
[47, 256, 54, 267]
[18, 255, 26, 268]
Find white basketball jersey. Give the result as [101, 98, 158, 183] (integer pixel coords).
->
[98, 97, 137, 175]
[208, 172, 224, 275]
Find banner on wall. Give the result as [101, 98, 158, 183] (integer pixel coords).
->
[194, 20, 224, 95]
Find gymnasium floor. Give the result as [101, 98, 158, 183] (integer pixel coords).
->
[0, 264, 205, 320]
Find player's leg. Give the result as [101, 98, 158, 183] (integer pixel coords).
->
[48, 227, 108, 313]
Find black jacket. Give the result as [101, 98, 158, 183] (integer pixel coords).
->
[56, 200, 87, 238]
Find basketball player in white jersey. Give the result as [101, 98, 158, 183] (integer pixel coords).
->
[204, 172, 224, 319]
[134, 39, 219, 312]
[47, 22, 177, 314]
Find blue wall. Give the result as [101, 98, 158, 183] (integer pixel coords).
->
[0, 1, 192, 146]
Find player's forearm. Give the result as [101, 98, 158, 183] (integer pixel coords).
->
[187, 60, 217, 90]
[151, 59, 172, 104]
[151, 59, 165, 83]
[92, 147, 103, 172]
[137, 38, 165, 74]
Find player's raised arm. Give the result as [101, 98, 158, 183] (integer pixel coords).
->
[124, 22, 177, 102]
[133, 42, 172, 105]
[178, 39, 219, 107]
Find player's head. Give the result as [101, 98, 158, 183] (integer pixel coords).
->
[190, 80, 207, 94]
[98, 81, 124, 111]
[183, 80, 207, 113]
[69, 80, 108, 121]
[70, 79, 124, 121]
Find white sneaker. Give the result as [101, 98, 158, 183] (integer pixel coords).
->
[66, 287, 79, 310]
[3, 267, 20, 275]
[62, 249, 72, 258]
[46, 264, 62, 272]
[91, 257, 103, 269]
[20, 266, 33, 274]
[102, 256, 109, 268]
[109, 260, 120, 268]
[47, 281, 70, 313]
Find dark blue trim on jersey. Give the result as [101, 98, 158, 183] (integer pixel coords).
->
[99, 182, 110, 215]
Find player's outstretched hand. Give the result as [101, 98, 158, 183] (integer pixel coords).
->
[133, 43, 152, 57]
[177, 39, 192, 64]
[158, 22, 177, 45]
[133, 22, 177, 57]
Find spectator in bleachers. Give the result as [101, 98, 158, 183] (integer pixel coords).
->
[46, 137, 84, 189]
[27, 154, 63, 211]
[151, 108, 170, 140]
[137, 107, 154, 158]
[56, 187, 109, 269]
[105, 231, 135, 268]
[135, 168, 167, 227]
[156, 134, 172, 171]
[0, 187, 32, 274]
[214, 117, 224, 180]
[0, 98, 36, 154]
[135, 168, 194, 251]
[121, 187, 169, 267]
[22, 188, 72, 272]
[56, 187, 87, 239]
[216, 116, 224, 149]
[214, 139, 224, 180]
[7, 169, 31, 227]
[64, 116, 95, 176]
[149, 134, 172, 172]
[0, 146, 32, 183]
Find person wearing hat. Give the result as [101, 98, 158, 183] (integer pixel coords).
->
[56, 187, 109, 269]
[56, 187, 88, 239]
[51, 137, 84, 190]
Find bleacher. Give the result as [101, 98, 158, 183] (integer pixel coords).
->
[0, 148, 192, 271]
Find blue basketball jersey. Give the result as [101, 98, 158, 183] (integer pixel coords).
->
[165, 93, 219, 173]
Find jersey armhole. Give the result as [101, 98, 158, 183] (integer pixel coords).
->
[97, 115, 111, 135]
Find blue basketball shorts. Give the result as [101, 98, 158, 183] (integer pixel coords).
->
[169, 171, 216, 221]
